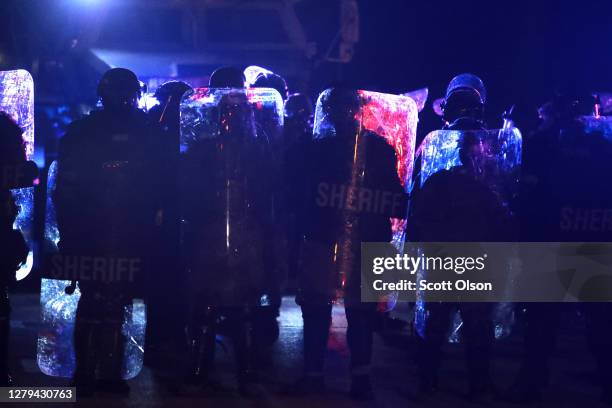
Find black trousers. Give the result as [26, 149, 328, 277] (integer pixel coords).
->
[584, 303, 612, 392]
[145, 224, 183, 350]
[301, 302, 377, 376]
[417, 302, 493, 387]
[516, 302, 560, 388]
[251, 303, 280, 366]
[519, 303, 612, 392]
[73, 287, 130, 383]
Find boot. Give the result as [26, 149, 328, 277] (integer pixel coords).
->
[185, 308, 217, 387]
[72, 318, 98, 397]
[97, 321, 129, 396]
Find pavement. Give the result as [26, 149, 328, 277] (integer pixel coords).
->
[6, 293, 611, 407]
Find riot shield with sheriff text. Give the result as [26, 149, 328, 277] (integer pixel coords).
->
[37, 106, 163, 380]
[296, 88, 417, 305]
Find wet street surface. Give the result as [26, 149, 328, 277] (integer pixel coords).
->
[7, 294, 610, 407]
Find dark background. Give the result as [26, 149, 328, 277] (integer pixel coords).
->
[319, 0, 612, 130]
[1, 0, 612, 132]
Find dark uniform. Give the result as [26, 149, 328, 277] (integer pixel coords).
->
[408, 138, 512, 395]
[409, 73, 513, 398]
[248, 79, 288, 369]
[283, 93, 314, 279]
[180, 89, 275, 392]
[145, 81, 192, 359]
[54, 69, 164, 394]
[513, 104, 612, 402]
[290, 88, 405, 400]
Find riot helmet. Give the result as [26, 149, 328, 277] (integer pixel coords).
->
[442, 73, 486, 126]
[319, 87, 362, 138]
[154, 81, 193, 105]
[209, 67, 245, 89]
[97, 68, 142, 112]
[285, 93, 313, 121]
[253, 72, 288, 101]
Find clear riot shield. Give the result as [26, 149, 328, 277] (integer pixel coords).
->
[402, 88, 429, 113]
[413, 127, 522, 340]
[0, 70, 35, 281]
[37, 100, 162, 380]
[180, 87, 281, 307]
[353, 90, 418, 244]
[38, 161, 146, 379]
[304, 88, 417, 302]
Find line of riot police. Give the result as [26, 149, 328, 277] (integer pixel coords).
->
[4, 64, 612, 404]
[36, 66, 415, 400]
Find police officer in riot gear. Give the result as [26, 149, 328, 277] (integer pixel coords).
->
[284, 93, 314, 279]
[509, 92, 612, 404]
[149, 80, 193, 134]
[249, 73, 292, 370]
[54, 68, 164, 395]
[145, 80, 192, 365]
[409, 74, 511, 400]
[180, 74, 275, 394]
[0, 113, 36, 386]
[289, 87, 405, 400]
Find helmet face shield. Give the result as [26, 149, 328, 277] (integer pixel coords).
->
[445, 73, 487, 104]
[443, 73, 487, 125]
[443, 89, 485, 124]
[314, 88, 363, 139]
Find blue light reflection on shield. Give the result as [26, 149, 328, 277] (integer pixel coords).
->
[414, 128, 522, 341]
[38, 159, 147, 378]
[0, 70, 35, 281]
